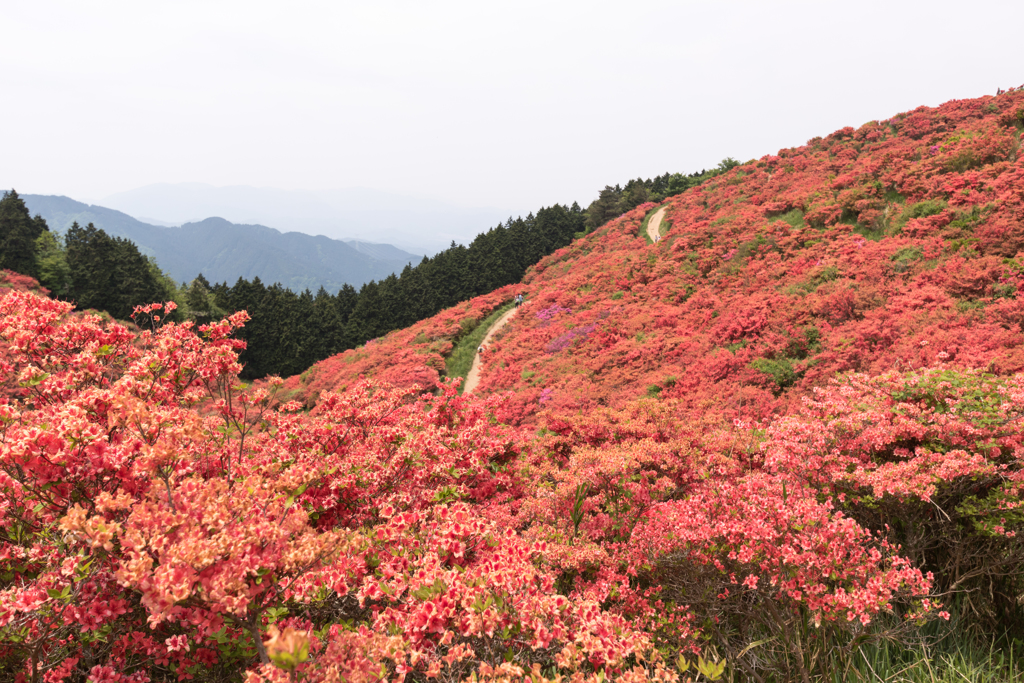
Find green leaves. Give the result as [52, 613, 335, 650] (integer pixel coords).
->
[696, 655, 727, 681]
[570, 482, 589, 540]
[19, 371, 49, 388]
[677, 655, 727, 681]
[45, 585, 71, 601]
[411, 578, 447, 601]
[265, 606, 289, 623]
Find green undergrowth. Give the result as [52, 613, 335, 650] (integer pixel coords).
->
[725, 600, 1024, 682]
[445, 301, 515, 393]
[839, 615, 1023, 683]
[843, 638, 1022, 683]
[777, 207, 808, 230]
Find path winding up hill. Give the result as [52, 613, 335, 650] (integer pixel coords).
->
[463, 307, 518, 395]
[646, 206, 666, 242]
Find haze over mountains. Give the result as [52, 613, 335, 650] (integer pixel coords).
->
[96, 183, 512, 255]
[22, 194, 420, 294]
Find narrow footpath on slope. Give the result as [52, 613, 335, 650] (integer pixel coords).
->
[463, 306, 518, 395]
[647, 206, 667, 242]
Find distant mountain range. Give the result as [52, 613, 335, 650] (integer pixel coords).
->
[23, 195, 420, 293]
[96, 183, 512, 255]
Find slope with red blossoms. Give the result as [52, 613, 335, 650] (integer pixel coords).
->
[276, 284, 519, 403]
[0, 270, 49, 298]
[474, 90, 1024, 422]
[282, 90, 1024, 426]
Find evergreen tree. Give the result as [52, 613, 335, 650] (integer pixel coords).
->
[344, 280, 382, 345]
[0, 190, 48, 279]
[110, 237, 165, 319]
[65, 222, 117, 313]
[227, 276, 266, 378]
[334, 284, 359, 349]
[585, 185, 623, 230]
[618, 179, 650, 214]
[184, 274, 225, 325]
[65, 222, 169, 320]
[308, 287, 344, 361]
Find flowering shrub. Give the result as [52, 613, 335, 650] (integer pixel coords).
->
[434, 89, 1024, 424]
[285, 90, 1024, 424]
[0, 271, 48, 297]
[535, 304, 571, 323]
[5, 88, 1024, 682]
[546, 323, 597, 354]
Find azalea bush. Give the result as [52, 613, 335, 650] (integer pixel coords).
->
[280, 89, 1024, 426]
[273, 91, 1024, 427]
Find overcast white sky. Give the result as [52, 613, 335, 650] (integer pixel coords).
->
[4, 0, 1023, 220]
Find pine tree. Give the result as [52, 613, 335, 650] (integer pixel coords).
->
[64, 223, 167, 320]
[309, 286, 343, 361]
[65, 222, 117, 313]
[0, 190, 48, 279]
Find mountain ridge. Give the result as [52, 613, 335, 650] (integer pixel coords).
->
[97, 182, 510, 254]
[22, 194, 419, 293]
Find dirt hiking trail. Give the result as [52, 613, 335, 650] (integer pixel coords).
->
[647, 206, 666, 242]
[463, 307, 517, 395]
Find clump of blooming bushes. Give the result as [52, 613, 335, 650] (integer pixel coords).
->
[1, 290, 1022, 682]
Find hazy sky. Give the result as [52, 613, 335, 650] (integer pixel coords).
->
[4, 0, 1023, 219]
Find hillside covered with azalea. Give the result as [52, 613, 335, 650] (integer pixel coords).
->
[302, 88, 1024, 424]
[2, 86, 1024, 683]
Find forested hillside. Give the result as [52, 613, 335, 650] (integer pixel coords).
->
[198, 164, 741, 379]
[3, 88, 1024, 683]
[0, 191, 179, 319]
[212, 204, 586, 377]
